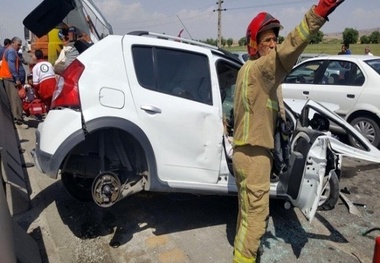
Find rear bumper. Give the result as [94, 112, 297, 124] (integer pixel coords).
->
[33, 129, 56, 178]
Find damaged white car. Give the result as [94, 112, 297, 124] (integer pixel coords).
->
[27, 0, 380, 222]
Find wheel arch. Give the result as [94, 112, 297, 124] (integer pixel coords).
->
[346, 110, 380, 147]
[346, 109, 380, 124]
[46, 117, 161, 190]
[83, 116, 160, 191]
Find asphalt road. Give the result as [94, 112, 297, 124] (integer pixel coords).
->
[13, 117, 380, 263]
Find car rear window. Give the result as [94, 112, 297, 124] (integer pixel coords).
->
[366, 59, 380, 75]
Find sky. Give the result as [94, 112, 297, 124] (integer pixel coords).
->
[1, 0, 380, 43]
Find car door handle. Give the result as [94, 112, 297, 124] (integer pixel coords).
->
[140, 105, 162, 114]
[347, 94, 355, 99]
[302, 91, 309, 95]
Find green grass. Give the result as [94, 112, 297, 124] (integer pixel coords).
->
[304, 43, 380, 55]
[226, 43, 380, 56]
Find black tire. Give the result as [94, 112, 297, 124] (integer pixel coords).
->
[349, 116, 380, 148]
[61, 172, 93, 202]
[318, 171, 340, 211]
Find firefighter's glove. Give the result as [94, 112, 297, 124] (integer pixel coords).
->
[314, 0, 345, 19]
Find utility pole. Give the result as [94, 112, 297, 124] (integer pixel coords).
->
[213, 0, 226, 48]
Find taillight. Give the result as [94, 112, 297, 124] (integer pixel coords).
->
[51, 59, 85, 109]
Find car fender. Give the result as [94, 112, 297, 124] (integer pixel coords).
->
[344, 103, 380, 122]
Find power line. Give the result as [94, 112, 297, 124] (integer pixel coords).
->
[224, 0, 311, 10]
[176, 15, 193, 40]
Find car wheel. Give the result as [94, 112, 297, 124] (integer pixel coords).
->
[61, 172, 93, 201]
[349, 116, 380, 148]
[318, 171, 339, 211]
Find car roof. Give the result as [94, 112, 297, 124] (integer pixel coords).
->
[302, 54, 380, 62]
[299, 53, 328, 57]
[126, 31, 243, 65]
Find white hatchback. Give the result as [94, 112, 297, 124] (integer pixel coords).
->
[282, 55, 380, 148]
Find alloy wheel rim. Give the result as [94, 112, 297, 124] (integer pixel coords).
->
[354, 120, 375, 144]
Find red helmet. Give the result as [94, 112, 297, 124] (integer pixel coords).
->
[246, 12, 281, 56]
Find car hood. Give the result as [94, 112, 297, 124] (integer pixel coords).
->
[23, 0, 112, 43]
[299, 100, 380, 163]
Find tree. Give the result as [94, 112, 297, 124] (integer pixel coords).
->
[342, 28, 359, 44]
[309, 31, 324, 44]
[360, 35, 370, 44]
[204, 38, 217, 46]
[278, 36, 285, 44]
[238, 37, 246, 46]
[221, 37, 226, 47]
[227, 38, 233, 47]
[369, 31, 380, 44]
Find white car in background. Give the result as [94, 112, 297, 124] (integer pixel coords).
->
[282, 55, 380, 148]
[295, 53, 328, 65]
[231, 51, 249, 64]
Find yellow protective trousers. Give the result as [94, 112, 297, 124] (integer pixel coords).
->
[232, 145, 271, 263]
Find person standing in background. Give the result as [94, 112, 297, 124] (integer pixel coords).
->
[0, 37, 28, 129]
[54, 25, 85, 74]
[344, 43, 351, 54]
[364, 46, 373, 56]
[338, 43, 351, 55]
[0, 38, 12, 70]
[338, 45, 346, 55]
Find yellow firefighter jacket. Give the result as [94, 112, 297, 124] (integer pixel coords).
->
[233, 7, 325, 150]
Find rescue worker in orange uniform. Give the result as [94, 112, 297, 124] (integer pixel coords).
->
[232, 1, 345, 262]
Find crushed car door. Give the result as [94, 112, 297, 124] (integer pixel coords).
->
[283, 128, 327, 222]
[125, 43, 224, 185]
[286, 99, 380, 221]
[304, 99, 380, 162]
[277, 102, 326, 222]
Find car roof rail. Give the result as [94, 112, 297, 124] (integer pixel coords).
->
[127, 31, 242, 64]
[128, 31, 218, 49]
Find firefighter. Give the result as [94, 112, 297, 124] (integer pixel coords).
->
[232, 1, 345, 262]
